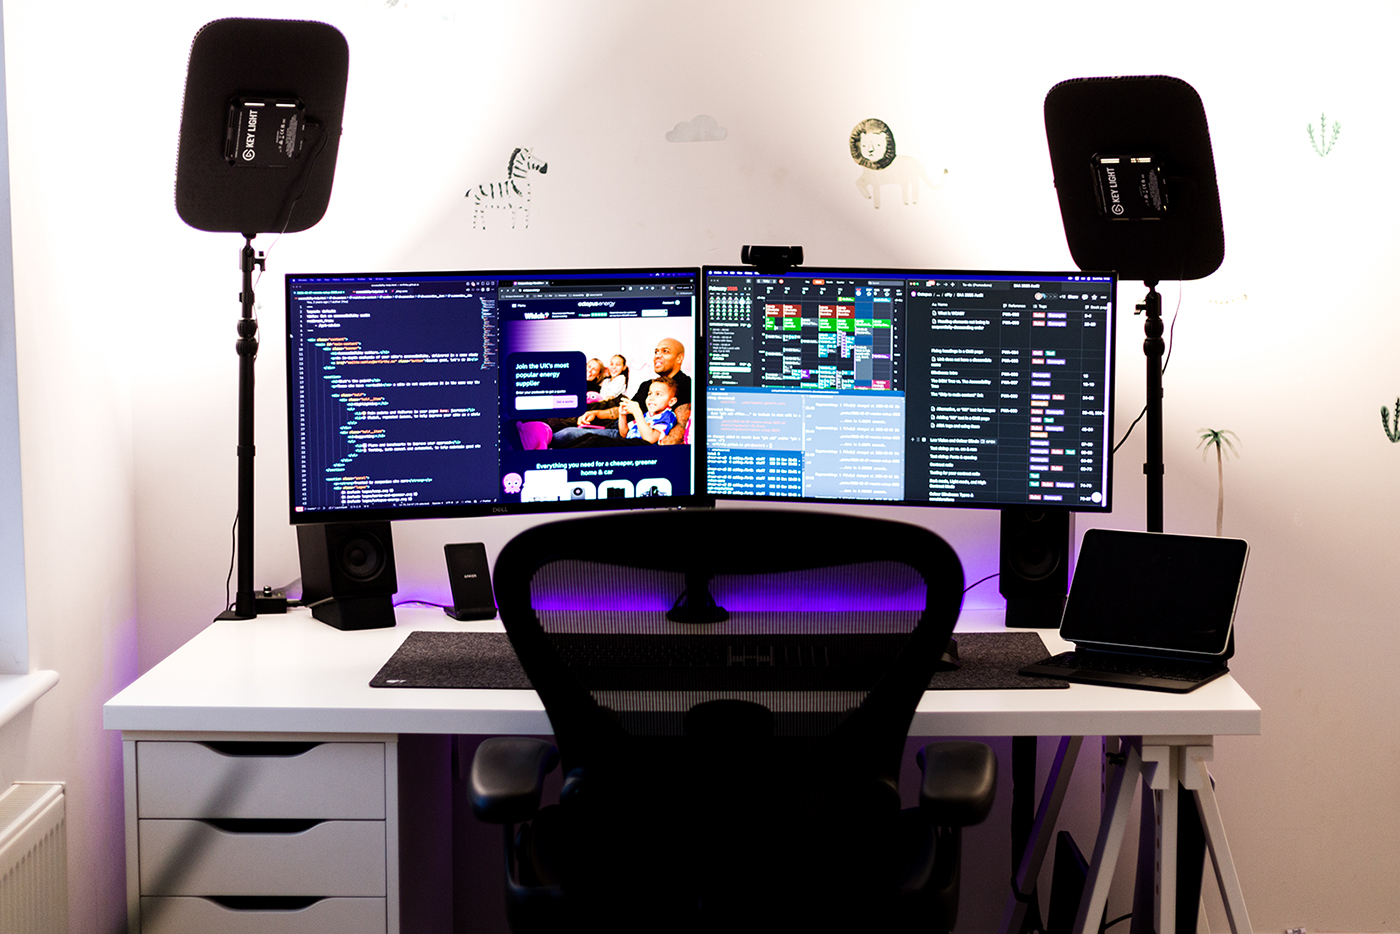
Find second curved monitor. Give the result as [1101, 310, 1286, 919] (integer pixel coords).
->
[701, 266, 1117, 511]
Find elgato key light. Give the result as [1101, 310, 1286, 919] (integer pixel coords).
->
[1044, 75, 1224, 534]
[175, 18, 348, 236]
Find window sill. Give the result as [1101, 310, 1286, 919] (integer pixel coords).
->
[0, 671, 58, 730]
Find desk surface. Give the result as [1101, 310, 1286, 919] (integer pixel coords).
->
[104, 607, 1260, 740]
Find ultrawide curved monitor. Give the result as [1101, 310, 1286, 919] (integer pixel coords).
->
[286, 267, 703, 523]
[701, 266, 1116, 511]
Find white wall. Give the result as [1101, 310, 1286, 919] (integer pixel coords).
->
[0, 0, 27, 677]
[4, 0, 1399, 931]
[0, 0, 139, 928]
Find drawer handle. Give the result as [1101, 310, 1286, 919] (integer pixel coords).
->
[204, 818, 324, 834]
[200, 741, 320, 757]
[207, 896, 324, 912]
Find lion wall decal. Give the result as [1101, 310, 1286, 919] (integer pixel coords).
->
[849, 118, 945, 209]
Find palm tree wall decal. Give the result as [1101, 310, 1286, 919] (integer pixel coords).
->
[1197, 428, 1240, 536]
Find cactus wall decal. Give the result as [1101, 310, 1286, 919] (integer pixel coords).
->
[1383, 399, 1400, 443]
[1197, 428, 1240, 536]
[1308, 112, 1341, 156]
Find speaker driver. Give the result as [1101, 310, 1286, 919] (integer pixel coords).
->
[1008, 530, 1060, 580]
[341, 536, 384, 580]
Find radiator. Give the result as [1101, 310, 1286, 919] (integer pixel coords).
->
[0, 782, 67, 934]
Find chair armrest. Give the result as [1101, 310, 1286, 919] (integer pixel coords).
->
[469, 737, 559, 824]
[916, 741, 998, 827]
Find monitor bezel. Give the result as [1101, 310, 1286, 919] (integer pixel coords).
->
[699, 264, 1117, 514]
[284, 265, 710, 525]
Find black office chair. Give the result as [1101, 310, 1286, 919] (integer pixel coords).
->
[470, 509, 997, 933]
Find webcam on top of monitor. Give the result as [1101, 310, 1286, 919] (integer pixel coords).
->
[741, 245, 804, 275]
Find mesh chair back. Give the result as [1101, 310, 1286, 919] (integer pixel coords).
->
[492, 509, 964, 928]
[496, 510, 961, 765]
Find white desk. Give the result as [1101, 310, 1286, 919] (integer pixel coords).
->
[105, 607, 1260, 934]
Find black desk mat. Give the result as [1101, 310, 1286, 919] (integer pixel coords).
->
[370, 630, 1066, 691]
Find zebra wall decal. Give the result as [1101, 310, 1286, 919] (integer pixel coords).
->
[466, 147, 548, 229]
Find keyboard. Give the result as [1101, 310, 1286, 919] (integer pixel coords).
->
[1019, 650, 1228, 693]
[548, 634, 910, 691]
[555, 637, 832, 669]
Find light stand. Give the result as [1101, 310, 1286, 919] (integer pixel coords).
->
[1140, 280, 1164, 531]
[1044, 75, 1226, 934]
[175, 18, 348, 620]
[223, 239, 265, 619]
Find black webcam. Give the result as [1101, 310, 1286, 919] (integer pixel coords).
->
[740, 245, 804, 275]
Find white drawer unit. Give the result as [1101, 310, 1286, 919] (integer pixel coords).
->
[138, 819, 387, 896]
[140, 896, 386, 934]
[136, 740, 386, 819]
[123, 735, 399, 934]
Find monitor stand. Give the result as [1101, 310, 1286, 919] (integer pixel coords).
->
[667, 572, 728, 624]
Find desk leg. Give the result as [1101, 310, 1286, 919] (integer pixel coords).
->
[1141, 746, 1178, 934]
[1012, 736, 1045, 934]
[123, 738, 139, 934]
[1012, 735, 1038, 930]
[1072, 741, 1142, 934]
[1184, 747, 1253, 934]
[998, 736, 1083, 934]
[387, 736, 402, 934]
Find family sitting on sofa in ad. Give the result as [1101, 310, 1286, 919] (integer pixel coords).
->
[516, 338, 693, 450]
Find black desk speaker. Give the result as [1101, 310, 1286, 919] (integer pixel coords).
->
[298, 522, 397, 630]
[999, 508, 1074, 629]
